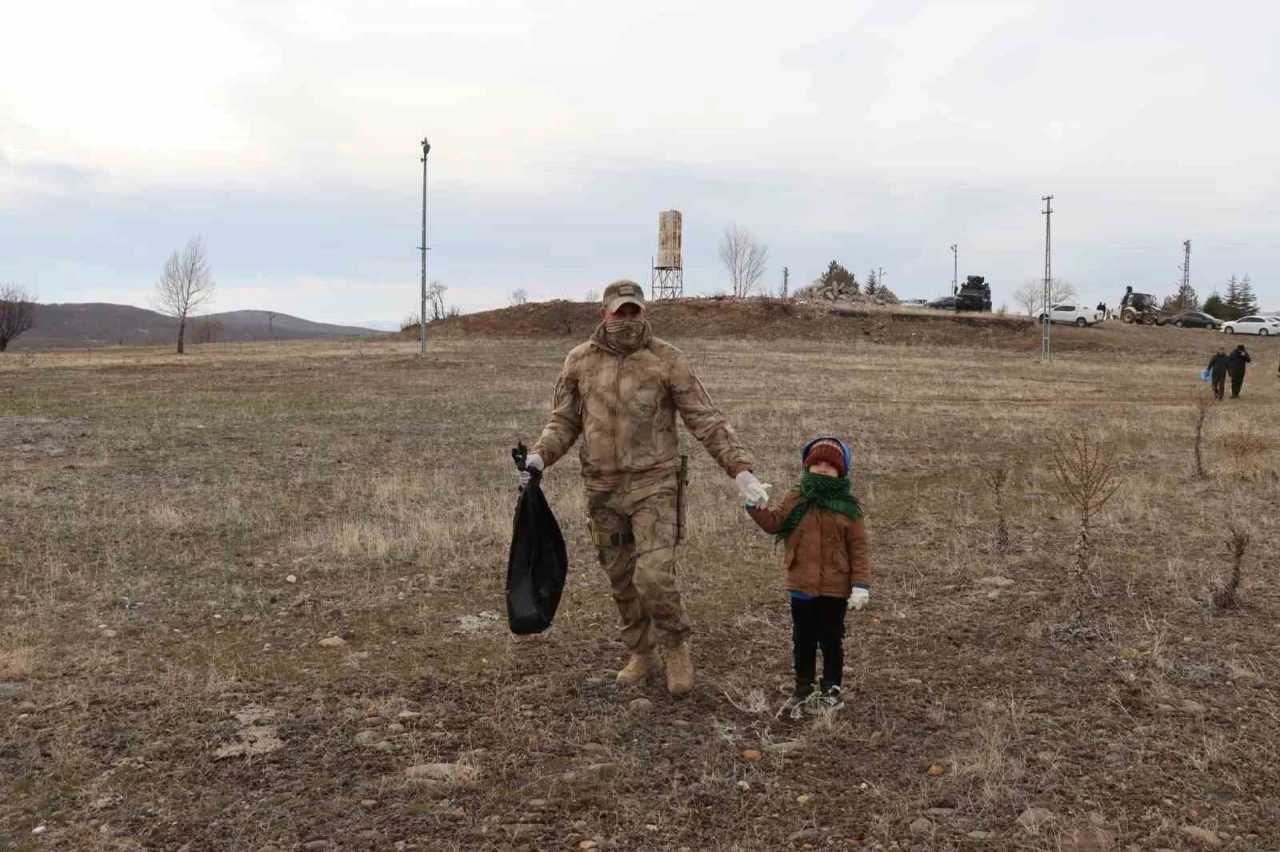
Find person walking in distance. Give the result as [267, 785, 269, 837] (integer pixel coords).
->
[519, 280, 769, 695]
[745, 436, 870, 716]
[1227, 344, 1252, 399]
[1206, 347, 1230, 401]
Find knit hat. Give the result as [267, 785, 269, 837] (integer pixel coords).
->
[803, 437, 849, 478]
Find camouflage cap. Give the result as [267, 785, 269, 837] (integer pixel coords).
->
[603, 280, 645, 313]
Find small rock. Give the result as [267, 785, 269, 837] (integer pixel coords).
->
[671, 718, 690, 728]
[584, 677, 605, 687]
[742, 749, 763, 762]
[1181, 826, 1222, 847]
[926, 764, 945, 776]
[910, 818, 934, 837]
[286, 575, 297, 584]
[968, 831, 994, 839]
[404, 762, 479, 784]
[318, 636, 346, 648]
[1059, 825, 1117, 852]
[627, 698, 654, 715]
[796, 794, 812, 805]
[360, 800, 377, 808]
[303, 842, 332, 851]
[342, 707, 364, 721]
[737, 780, 750, 791]
[977, 576, 1016, 587]
[925, 808, 956, 819]
[354, 730, 379, 746]
[101, 629, 118, 638]
[1018, 808, 1056, 832]
[1179, 699, 1208, 715]
[373, 741, 395, 753]
[586, 762, 622, 779]
[578, 841, 598, 850]
[765, 740, 801, 755]
[16, 700, 37, 713]
[387, 723, 406, 734]
[787, 829, 821, 844]
[32, 824, 47, 835]
[581, 743, 607, 755]
[528, 799, 549, 809]
[397, 710, 422, 722]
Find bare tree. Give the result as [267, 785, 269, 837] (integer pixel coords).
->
[584, 289, 600, 303]
[426, 280, 449, 322]
[1013, 280, 1040, 316]
[154, 237, 215, 354]
[1213, 526, 1250, 610]
[718, 225, 770, 298]
[193, 317, 223, 344]
[1051, 430, 1120, 625]
[0, 284, 38, 352]
[510, 288, 529, 306]
[1015, 278, 1077, 316]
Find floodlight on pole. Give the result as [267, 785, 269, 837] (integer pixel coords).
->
[419, 138, 431, 357]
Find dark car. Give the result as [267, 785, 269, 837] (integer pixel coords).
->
[1168, 311, 1222, 329]
[926, 296, 957, 311]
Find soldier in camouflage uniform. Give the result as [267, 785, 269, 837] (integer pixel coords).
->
[520, 281, 770, 695]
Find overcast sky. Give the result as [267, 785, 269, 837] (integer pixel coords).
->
[3, 0, 1278, 325]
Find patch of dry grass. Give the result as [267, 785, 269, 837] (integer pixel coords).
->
[3, 335, 1280, 849]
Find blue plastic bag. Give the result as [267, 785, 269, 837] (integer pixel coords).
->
[1201, 369, 1211, 381]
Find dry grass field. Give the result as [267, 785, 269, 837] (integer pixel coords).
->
[3, 326, 1280, 851]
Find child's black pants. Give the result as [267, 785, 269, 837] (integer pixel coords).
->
[790, 595, 847, 690]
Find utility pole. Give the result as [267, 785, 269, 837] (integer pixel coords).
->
[878, 267, 885, 293]
[1041, 195, 1054, 360]
[419, 138, 431, 357]
[950, 244, 958, 295]
[1181, 239, 1192, 306]
[782, 266, 789, 300]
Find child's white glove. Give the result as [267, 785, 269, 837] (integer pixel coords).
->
[736, 471, 771, 508]
[850, 586, 870, 610]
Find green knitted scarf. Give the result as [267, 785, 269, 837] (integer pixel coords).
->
[775, 472, 863, 542]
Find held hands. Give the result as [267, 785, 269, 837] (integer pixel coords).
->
[850, 586, 870, 611]
[518, 453, 545, 487]
[736, 471, 772, 508]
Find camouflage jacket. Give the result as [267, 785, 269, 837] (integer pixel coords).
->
[533, 323, 754, 487]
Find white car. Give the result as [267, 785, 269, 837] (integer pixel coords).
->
[1038, 304, 1105, 327]
[1222, 316, 1280, 336]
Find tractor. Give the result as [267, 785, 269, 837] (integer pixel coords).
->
[1119, 287, 1163, 325]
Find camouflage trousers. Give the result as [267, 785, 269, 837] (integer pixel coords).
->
[586, 476, 689, 652]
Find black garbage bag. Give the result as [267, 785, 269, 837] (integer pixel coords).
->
[506, 443, 569, 635]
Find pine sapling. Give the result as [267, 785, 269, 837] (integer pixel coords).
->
[1193, 390, 1212, 479]
[984, 465, 1012, 554]
[1213, 527, 1249, 610]
[1051, 430, 1120, 624]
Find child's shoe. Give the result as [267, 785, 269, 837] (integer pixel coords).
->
[815, 684, 844, 712]
[778, 683, 816, 719]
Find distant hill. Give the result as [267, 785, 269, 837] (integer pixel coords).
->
[10, 303, 386, 350]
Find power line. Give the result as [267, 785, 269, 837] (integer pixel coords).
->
[419, 137, 431, 357]
[1181, 239, 1192, 295]
[1041, 195, 1053, 361]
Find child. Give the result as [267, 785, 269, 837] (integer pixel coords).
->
[747, 436, 870, 714]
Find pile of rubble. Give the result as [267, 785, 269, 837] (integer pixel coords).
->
[797, 281, 901, 307]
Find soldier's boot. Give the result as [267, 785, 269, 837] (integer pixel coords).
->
[662, 641, 695, 696]
[615, 651, 661, 687]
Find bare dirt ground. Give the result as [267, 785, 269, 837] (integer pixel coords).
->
[3, 324, 1280, 851]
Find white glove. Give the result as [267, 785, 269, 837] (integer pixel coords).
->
[735, 471, 771, 508]
[518, 453, 544, 487]
[850, 587, 870, 611]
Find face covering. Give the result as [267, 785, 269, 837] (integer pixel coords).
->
[603, 319, 650, 353]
